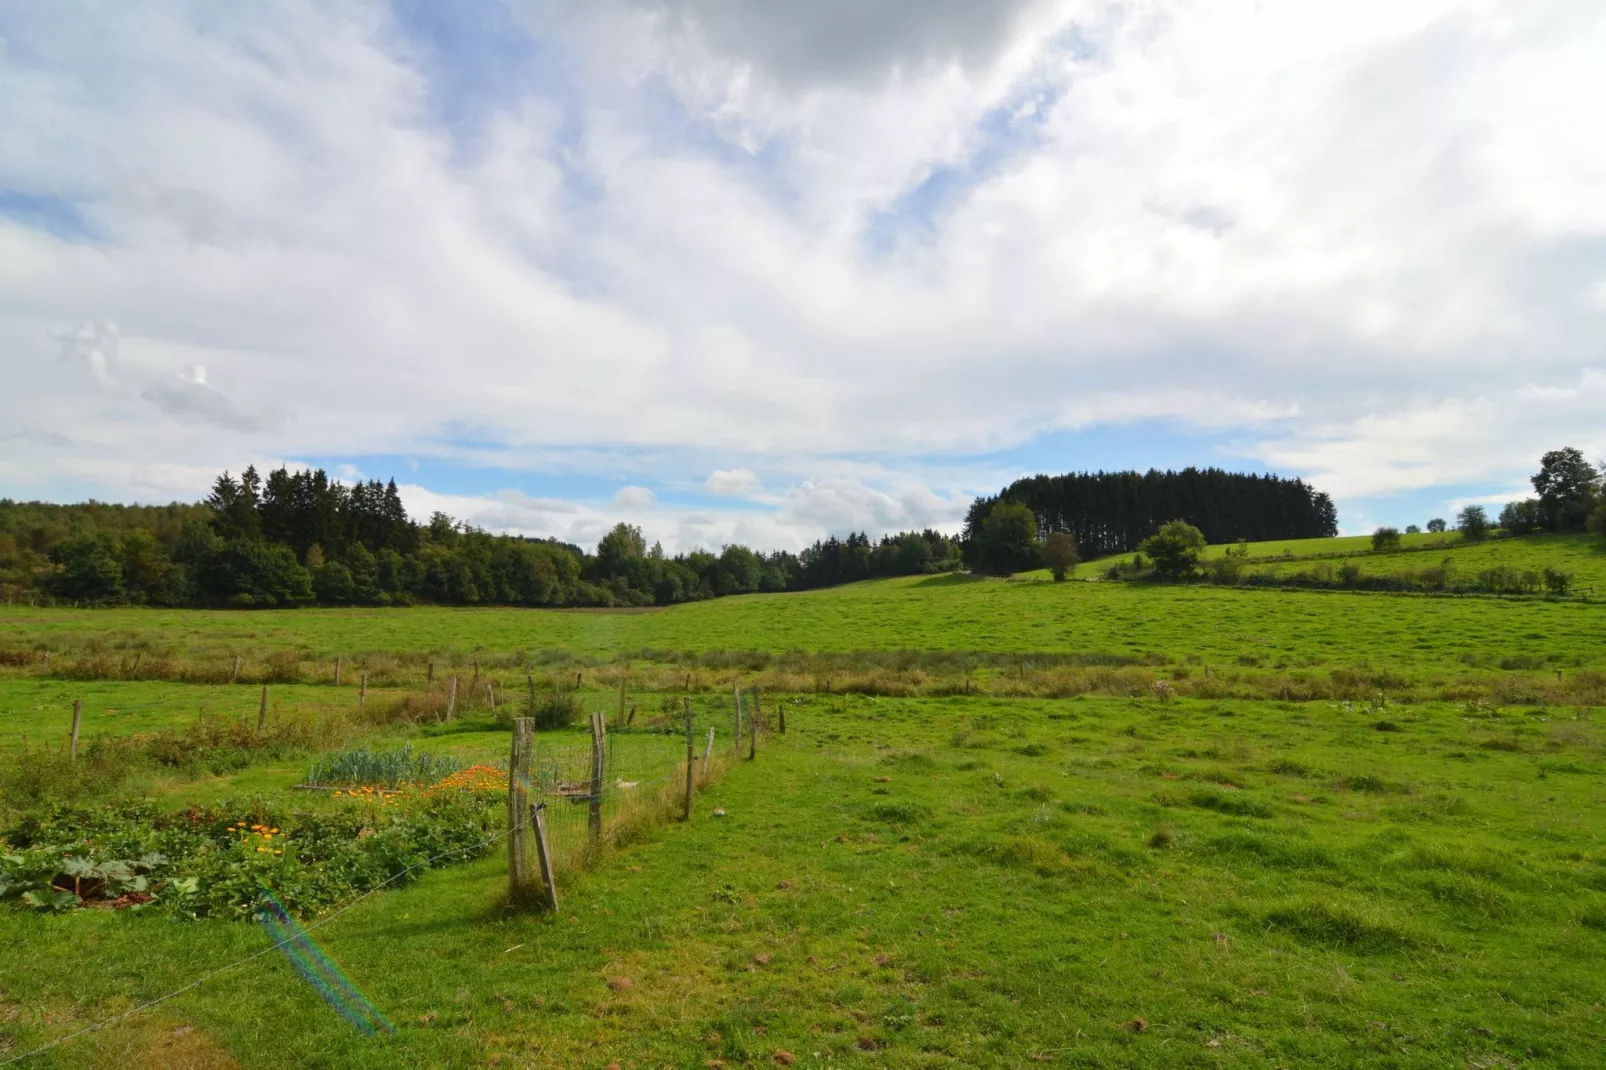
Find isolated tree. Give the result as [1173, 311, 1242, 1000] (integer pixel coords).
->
[1499, 499, 1545, 536]
[976, 501, 1040, 574]
[1426, 518, 1447, 534]
[1404, 525, 1421, 535]
[1371, 527, 1401, 551]
[1043, 531, 1080, 581]
[1531, 447, 1601, 531]
[1457, 505, 1489, 541]
[1139, 520, 1207, 579]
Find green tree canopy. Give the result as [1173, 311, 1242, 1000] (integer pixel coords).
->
[976, 502, 1040, 575]
[1139, 520, 1207, 578]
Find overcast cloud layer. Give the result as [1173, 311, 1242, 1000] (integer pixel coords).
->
[2, 0, 1603, 550]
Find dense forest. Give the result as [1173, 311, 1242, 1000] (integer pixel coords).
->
[0, 466, 962, 608]
[963, 468, 1339, 564]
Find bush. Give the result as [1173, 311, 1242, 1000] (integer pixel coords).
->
[1371, 527, 1401, 551]
[1542, 567, 1574, 597]
[1426, 518, 1446, 534]
[530, 687, 581, 731]
[1138, 520, 1206, 579]
[1042, 531, 1079, 581]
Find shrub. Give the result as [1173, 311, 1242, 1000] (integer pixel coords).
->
[1371, 527, 1401, 551]
[1139, 520, 1206, 579]
[1543, 567, 1574, 597]
[1404, 524, 1421, 534]
[1426, 518, 1447, 533]
[530, 687, 581, 731]
[1042, 531, 1079, 582]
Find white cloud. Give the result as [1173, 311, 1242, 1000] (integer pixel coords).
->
[704, 468, 762, 496]
[613, 485, 655, 507]
[1, 1, 1603, 533]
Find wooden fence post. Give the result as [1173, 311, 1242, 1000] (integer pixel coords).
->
[753, 686, 762, 730]
[526, 672, 536, 714]
[334, 656, 342, 687]
[587, 712, 604, 848]
[70, 699, 82, 760]
[486, 682, 496, 714]
[683, 699, 695, 821]
[427, 660, 435, 688]
[258, 686, 269, 734]
[702, 726, 714, 781]
[509, 717, 533, 901]
[359, 673, 368, 714]
[575, 670, 583, 690]
[446, 677, 457, 720]
[778, 697, 786, 735]
[749, 693, 757, 761]
[531, 801, 559, 912]
[618, 671, 628, 730]
[732, 685, 742, 752]
[231, 655, 241, 684]
[41, 651, 49, 675]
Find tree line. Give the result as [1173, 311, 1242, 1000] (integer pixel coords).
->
[0, 466, 963, 608]
[962, 467, 1337, 573]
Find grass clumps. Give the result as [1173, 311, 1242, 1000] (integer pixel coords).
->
[1263, 901, 1415, 952]
[304, 743, 464, 788]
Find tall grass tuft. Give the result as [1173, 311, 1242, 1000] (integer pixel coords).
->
[303, 743, 464, 787]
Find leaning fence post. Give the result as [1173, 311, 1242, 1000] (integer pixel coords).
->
[41, 651, 49, 676]
[231, 655, 241, 684]
[359, 673, 368, 714]
[334, 656, 342, 687]
[778, 696, 786, 735]
[446, 677, 457, 720]
[427, 660, 435, 688]
[531, 801, 559, 912]
[258, 686, 269, 734]
[486, 682, 496, 714]
[683, 699, 695, 820]
[509, 717, 533, 901]
[588, 712, 604, 849]
[70, 699, 82, 760]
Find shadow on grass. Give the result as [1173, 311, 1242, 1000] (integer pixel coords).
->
[911, 573, 989, 588]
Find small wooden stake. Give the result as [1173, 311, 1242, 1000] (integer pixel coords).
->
[683, 698, 695, 820]
[509, 717, 533, 901]
[258, 686, 269, 733]
[447, 677, 457, 720]
[41, 651, 49, 675]
[231, 655, 241, 684]
[617, 672, 628, 730]
[334, 656, 342, 687]
[70, 699, 82, 760]
[359, 673, 368, 714]
[588, 712, 604, 848]
[427, 660, 435, 687]
[749, 695, 757, 761]
[702, 726, 714, 781]
[779, 698, 786, 735]
[575, 670, 583, 689]
[531, 802, 559, 913]
[732, 685, 742, 751]
[486, 682, 496, 713]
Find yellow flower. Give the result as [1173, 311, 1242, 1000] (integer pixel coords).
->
[256, 846, 267, 853]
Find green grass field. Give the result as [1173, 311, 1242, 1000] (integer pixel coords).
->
[3, 536, 1605, 1067]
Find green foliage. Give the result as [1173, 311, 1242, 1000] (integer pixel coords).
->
[1500, 498, 1546, 535]
[1531, 447, 1600, 532]
[48, 534, 125, 602]
[975, 501, 1040, 575]
[1139, 519, 1206, 578]
[1042, 531, 1079, 581]
[303, 744, 463, 787]
[529, 686, 581, 731]
[1589, 502, 1606, 545]
[1370, 526, 1401, 551]
[1457, 505, 1490, 541]
[1426, 517, 1447, 533]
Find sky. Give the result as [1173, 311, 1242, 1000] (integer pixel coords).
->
[2, 0, 1603, 553]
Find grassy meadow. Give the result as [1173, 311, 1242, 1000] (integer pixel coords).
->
[2, 531, 1605, 1067]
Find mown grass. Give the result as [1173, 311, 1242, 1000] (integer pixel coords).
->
[2, 691, 1605, 1066]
